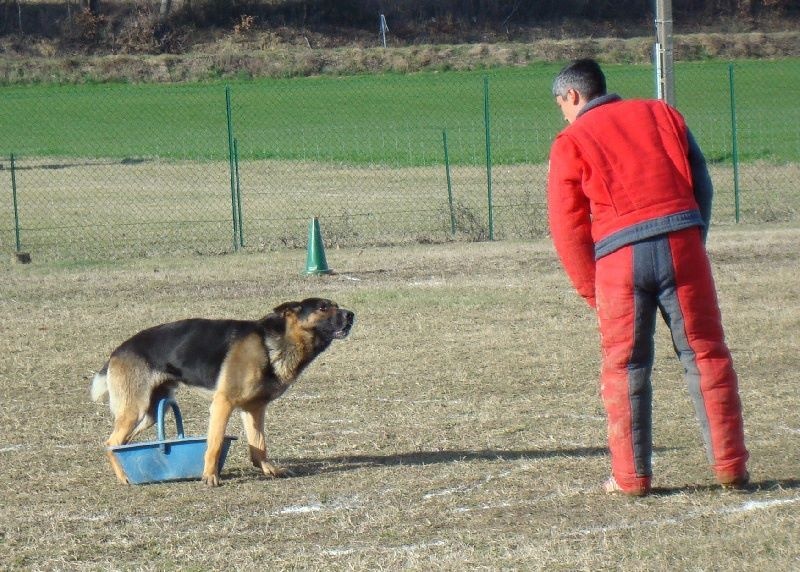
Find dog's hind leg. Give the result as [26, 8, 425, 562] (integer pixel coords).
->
[201, 394, 236, 487]
[104, 409, 141, 484]
[241, 404, 293, 479]
[103, 356, 157, 483]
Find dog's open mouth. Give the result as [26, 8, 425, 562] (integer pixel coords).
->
[333, 312, 354, 339]
[333, 323, 352, 339]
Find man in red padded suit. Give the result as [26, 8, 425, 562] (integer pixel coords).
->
[546, 58, 749, 496]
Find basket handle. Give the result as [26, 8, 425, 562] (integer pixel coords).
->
[157, 397, 185, 452]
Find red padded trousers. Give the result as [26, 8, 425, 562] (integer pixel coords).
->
[595, 227, 748, 494]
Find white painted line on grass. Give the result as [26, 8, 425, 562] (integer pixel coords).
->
[424, 486, 472, 499]
[410, 278, 446, 287]
[0, 444, 25, 453]
[536, 412, 606, 422]
[574, 495, 800, 536]
[321, 548, 356, 556]
[373, 397, 464, 405]
[424, 468, 516, 501]
[722, 497, 800, 513]
[273, 495, 362, 517]
[321, 540, 447, 558]
[454, 500, 515, 513]
[277, 503, 323, 515]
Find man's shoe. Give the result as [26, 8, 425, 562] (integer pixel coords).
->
[602, 476, 649, 497]
[720, 471, 750, 491]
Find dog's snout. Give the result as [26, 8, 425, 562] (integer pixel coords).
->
[338, 309, 355, 336]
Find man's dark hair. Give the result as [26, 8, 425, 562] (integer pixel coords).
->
[552, 58, 607, 101]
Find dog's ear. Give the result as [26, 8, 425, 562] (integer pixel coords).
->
[273, 301, 302, 317]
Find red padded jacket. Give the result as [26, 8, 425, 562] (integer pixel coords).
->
[547, 95, 706, 307]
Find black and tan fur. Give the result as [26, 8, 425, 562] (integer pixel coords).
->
[91, 298, 354, 486]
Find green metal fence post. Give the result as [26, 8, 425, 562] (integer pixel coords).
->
[442, 130, 456, 235]
[483, 76, 494, 240]
[225, 85, 240, 251]
[728, 63, 741, 223]
[234, 137, 244, 247]
[10, 154, 21, 252]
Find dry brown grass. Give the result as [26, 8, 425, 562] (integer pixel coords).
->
[1, 224, 799, 569]
[2, 31, 799, 84]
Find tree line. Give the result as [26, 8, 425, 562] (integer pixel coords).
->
[177, 0, 797, 27]
[250, 0, 798, 26]
[3, 0, 797, 38]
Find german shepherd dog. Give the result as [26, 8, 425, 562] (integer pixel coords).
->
[91, 298, 354, 486]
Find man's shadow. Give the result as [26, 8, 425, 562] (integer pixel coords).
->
[280, 446, 610, 476]
[226, 446, 799, 495]
[651, 478, 800, 496]
[224, 446, 611, 480]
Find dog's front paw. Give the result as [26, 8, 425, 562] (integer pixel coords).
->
[263, 462, 294, 478]
[201, 473, 220, 487]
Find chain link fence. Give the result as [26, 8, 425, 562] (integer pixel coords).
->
[2, 59, 798, 261]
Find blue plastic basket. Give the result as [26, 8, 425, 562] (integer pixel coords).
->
[108, 398, 237, 485]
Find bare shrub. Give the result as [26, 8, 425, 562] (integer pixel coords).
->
[114, 4, 187, 55]
[115, 4, 159, 53]
[67, 8, 110, 45]
[233, 14, 255, 36]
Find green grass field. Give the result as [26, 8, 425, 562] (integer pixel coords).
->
[2, 226, 799, 569]
[1, 59, 798, 165]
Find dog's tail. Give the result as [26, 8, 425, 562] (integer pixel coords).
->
[91, 362, 109, 402]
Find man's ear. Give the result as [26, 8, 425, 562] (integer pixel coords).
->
[566, 87, 581, 104]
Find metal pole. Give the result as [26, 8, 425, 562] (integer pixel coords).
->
[729, 64, 741, 224]
[483, 76, 494, 241]
[380, 14, 388, 48]
[654, 0, 675, 105]
[225, 86, 239, 251]
[11, 154, 21, 252]
[234, 137, 244, 246]
[442, 130, 455, 235]
[654, 42, 663, 99]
